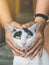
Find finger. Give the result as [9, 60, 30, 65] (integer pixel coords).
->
[38, 48, 43, 58]
[10, 22, 23, 29]
[6, 40, 25, 57]
[12, 49, 20, 56]
[26, 33, 41, 52]
[25, 38, 43, 57]
[12, 49, 25, 57]
[30, 45, 42, 60]
[22, 22, 34, 28]
[38, 38, 44, 58]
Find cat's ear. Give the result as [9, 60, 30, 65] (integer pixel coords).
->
[29, 22, 41, 31]
[5, 23, 16, 32]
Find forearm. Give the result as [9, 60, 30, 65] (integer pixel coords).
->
[0, 0, 13, 28]
[35, 0, 49, 24]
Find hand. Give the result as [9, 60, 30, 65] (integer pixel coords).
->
[22, 21, 45, 59]
[22, 21, 34, 28]
[5, 22, 25, 57]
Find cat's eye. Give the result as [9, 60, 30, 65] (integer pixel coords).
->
[16, 36, 21, 39]
[14, 31, 22, 39]
[27, 35, 32, 38]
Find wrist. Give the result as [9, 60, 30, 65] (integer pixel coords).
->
[34, 13, 48, 26]
[34, 18, 47, 32]
[34, 17, 47, 26]
[2, 20, 13, 30]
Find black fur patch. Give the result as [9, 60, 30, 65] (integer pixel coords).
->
[24, 28, 33, 36]
[14, 31, 22, 38]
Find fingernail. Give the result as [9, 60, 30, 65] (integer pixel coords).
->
[39, 53, 42, 58]
[25, 55, 28, 58]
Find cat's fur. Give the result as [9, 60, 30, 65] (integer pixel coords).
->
[5, 23, 49, 65]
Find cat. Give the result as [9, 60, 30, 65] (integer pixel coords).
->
[5, 22, 49, 65]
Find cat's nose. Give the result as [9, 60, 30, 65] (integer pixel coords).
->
[22, 42, 26, 47]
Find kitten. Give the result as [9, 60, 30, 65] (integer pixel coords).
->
[5, 23, 49, 65]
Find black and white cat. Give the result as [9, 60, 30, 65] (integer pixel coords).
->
[5, 23, 49, 65]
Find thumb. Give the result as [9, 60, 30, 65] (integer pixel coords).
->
[10, 22, 23, 29]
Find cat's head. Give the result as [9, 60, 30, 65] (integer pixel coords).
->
[5, 23, 40, 50]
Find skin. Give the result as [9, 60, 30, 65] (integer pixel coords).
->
[0, 0, 49, 59]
